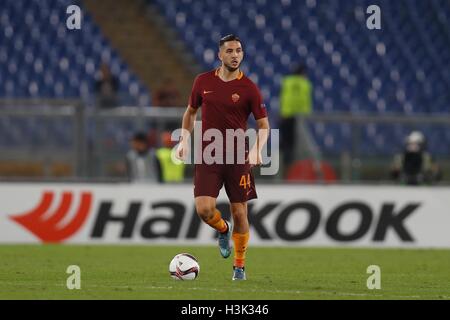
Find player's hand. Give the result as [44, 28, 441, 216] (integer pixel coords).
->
[247, 148, 262, 167]
[175, 141, 189, 162]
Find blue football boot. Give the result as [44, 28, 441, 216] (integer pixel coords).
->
[232, 266, 246, 280]
[218, 220, 232, 258]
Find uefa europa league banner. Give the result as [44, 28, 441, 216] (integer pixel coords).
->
[0, 183, 449, 247]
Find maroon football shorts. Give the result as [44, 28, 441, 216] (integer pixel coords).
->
[194, 163, 257, 203]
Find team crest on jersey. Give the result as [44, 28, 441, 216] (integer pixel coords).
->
[231, 93, 240, 103]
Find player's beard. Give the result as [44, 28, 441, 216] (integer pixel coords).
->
[224, 61, 241, 72]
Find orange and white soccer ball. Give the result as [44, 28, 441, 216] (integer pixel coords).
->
[169, 253, 200, 280]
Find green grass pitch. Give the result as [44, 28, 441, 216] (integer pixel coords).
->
[0, 245, 449, 300]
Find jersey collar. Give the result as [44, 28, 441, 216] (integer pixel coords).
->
[215, 68, 244, 80]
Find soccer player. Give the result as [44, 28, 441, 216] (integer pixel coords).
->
[176, 34, 270, 280]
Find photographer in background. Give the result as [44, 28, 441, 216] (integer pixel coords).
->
[390, 131, 442, 185]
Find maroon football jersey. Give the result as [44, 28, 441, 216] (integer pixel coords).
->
[189, 68, 268, 162]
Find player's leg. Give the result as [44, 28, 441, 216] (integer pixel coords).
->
[195, 196, 227, 233]
[195, 196, 232, 258]
[224, 164, 257, 280]
[230, 202, 249, 280]
[194, 164, 231, 258]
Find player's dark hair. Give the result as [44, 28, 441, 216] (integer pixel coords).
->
[292, 63, 306, 75]
[132, 132, 147, 143]
[219, 34, 241, 47]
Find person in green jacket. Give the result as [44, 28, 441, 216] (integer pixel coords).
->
[156, 131, 185, 183]
[279, 64, 313, 168]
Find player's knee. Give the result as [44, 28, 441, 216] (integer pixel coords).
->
[231, 209, 247, 224]
[196, 203, 215, 220]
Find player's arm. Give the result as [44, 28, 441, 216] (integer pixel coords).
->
[176, 75, 202, 161]
[181, 105, 198, 139]
[249, 117, 270, 166]
[176, 105, 198, 161]
[248, 83, 270, 166]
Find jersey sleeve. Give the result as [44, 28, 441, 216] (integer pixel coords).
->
[250, 84, 268, 120]
[188, 75, 202, 109]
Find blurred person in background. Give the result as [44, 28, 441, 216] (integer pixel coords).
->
[126, 132, 160, 183]
[153, 77, 181, 107]
[95, 62, 119, 109]
[279, 64, 314, 172]
[390, 131, 442, 185]
[155, 131, 185, 183]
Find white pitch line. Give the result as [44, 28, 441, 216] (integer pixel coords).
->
[3, 281, 442, 299]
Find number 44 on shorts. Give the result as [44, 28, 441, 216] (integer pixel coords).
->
[239, 174, 251, 189]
